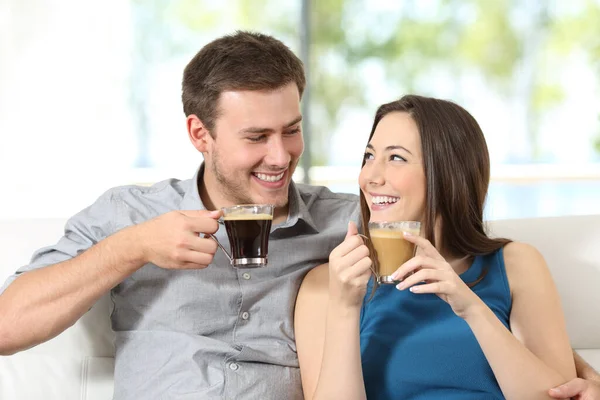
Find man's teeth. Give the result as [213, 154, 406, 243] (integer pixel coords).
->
[255, 172, 285, 182]
[372, 196, 399, 205]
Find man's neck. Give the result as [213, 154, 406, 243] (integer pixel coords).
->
[198, 173, 217, 211]
[272, 206, 289, 225]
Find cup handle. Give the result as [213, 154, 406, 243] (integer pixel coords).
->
[208, 234, 233, 263]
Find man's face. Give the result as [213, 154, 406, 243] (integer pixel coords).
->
[202, 83, 304, 212]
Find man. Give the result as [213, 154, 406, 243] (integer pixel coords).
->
[0, 30, 598, 400]
[0, 31, 359, 399]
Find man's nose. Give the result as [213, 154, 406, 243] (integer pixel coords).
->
[265, 135, 291, 168]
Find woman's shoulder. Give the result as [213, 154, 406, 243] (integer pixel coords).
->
[502, 241, 546, 270]
[298, 263, 330, 296]
[501, 241, 551, 293]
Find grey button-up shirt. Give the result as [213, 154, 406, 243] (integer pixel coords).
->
[1, 166, 360, 400]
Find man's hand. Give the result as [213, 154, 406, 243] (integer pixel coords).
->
[133, 209, 222, 270]
[549, 378, 600, 400]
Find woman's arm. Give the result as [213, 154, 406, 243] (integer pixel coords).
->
[466, 242, 576, 399]
[295, 222, 371, 400]
[295, 264, 366, 400]
[395, 236, 576, 400]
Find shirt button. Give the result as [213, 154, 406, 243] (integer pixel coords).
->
[229, 362, 239, 371]
[242, 273, 251, 280]
[241, 311, 250, 320]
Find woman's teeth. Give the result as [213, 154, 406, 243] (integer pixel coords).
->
[255, 172, 285, 182]
[372, 196, 399, 205]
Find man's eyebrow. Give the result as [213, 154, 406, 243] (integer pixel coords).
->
[239, 116, 303, 135]
[365, 144, 413, 155]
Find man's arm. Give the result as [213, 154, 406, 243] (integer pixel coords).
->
[0, 225, 144, 355]
[0, 210, 220, 355]
[573, 350, 600, 382]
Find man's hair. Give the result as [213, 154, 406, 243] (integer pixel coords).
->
[182, 31, 306, 134]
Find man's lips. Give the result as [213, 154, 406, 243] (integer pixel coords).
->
[252, 171, 285, 182]
[251, 170, 287, 189]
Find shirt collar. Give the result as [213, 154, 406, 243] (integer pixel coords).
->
[179, 164, 206, 211]
[282, 180, 319, 234]
[179, 164, 319, 234]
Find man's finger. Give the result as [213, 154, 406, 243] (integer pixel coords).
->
[548, 378, 587, 398]
[179, 211, 220, 234]
[180, 209, 222, 219]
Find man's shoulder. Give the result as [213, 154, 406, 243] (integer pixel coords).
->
[105, 177, 190, 205]
[295, 183, 358, 206]
[294, 183, 360, 227]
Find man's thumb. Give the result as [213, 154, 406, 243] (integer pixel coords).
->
[345, 221, 358, 239]
[548, 378, 585, 398]
[206, 209, 223, 219]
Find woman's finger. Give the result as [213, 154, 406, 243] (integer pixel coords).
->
[396, 268, 446, 291]
[391, 255, 446, 281]
[337, 256, 372, 284]
[405, 281, 450, 295]
[402, 232, 444, 261]
[330, 235, 365, 259]
[335, 245, 370, 271]
[347, 256, 374, 280]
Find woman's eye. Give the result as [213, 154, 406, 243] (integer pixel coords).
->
[390, 154, 406, 162]
[363, 152, 374, 161]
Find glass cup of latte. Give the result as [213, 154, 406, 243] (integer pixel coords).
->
[368, 221, 421, 284]
[212, 204, 274, 268]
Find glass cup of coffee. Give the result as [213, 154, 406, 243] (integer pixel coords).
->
[368, 221, 421, 284]
[211, 204, 274, 268]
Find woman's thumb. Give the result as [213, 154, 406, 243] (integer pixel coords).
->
[345, 221, 358, 239]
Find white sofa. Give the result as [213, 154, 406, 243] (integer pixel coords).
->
[1, 215, 599, 399]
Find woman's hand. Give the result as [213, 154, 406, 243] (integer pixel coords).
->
[392, 232, 485, 319]
[327, 222, 373, 309]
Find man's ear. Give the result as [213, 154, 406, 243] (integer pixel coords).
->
[187, 114, 212, 152]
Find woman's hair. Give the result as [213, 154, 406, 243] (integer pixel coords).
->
[360, 95, 510, 285]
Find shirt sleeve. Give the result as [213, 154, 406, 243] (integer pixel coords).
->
[351, 200, 363, 233]
[0, 188, 120, 294]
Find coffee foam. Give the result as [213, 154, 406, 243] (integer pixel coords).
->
[223, 213, 273, 221]
[370, 228, 420, 239]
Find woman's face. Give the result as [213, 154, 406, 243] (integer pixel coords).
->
[359, 111, 427, 223]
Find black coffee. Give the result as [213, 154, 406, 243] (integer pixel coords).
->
[223, 214, 272, 260]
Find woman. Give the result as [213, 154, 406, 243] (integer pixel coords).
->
[294, 95, 576, 399]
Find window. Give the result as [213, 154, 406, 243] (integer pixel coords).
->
[1, 0, 599, 219]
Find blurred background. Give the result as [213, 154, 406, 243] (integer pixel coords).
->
[1, 0, 599, 220]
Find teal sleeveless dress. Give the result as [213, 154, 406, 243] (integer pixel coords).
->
[360, 248, 510, 399]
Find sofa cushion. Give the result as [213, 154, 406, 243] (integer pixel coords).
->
[1, 215, 599, 399]
[488, 214, 600, 351]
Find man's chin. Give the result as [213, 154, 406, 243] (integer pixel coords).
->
[255, 193, 289, 208]
[250, 182, 291, 207]
[257, 195, 288, 208]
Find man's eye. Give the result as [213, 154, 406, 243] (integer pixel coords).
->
[285, 128, 301, 136]
[248, 135, 266, 142]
